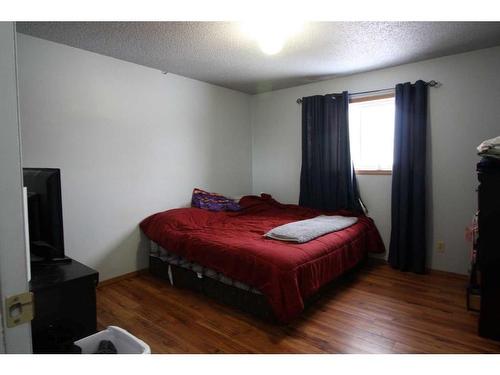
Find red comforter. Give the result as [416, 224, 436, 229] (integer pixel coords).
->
[140, 194, 385, 323]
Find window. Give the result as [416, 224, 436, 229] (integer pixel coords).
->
[349, 94, 395, 174]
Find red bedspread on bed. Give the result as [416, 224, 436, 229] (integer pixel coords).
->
[140, 194, 385, 323]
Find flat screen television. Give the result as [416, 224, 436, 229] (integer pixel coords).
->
[23, 168, 70, 263]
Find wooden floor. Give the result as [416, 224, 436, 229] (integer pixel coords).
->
[96, 260, 500, 353]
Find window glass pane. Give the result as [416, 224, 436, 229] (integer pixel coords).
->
[349, 97, 395, 171]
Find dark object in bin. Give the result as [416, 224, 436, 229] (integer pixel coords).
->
[95, 340, 118, 354]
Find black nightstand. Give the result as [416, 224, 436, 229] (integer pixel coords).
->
[30, 258, 99, 353]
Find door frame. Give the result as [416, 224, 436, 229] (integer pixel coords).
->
[0, 21, 32, 354]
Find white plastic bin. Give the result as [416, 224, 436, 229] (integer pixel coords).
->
[74, 326, 151, 354]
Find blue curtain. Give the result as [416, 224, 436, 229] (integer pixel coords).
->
[389, 80, 428, 273]
[299, 92, 363, 212]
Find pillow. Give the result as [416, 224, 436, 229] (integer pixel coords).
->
[191, 188, 241, 212]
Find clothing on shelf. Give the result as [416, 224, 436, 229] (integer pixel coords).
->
[477, 135, 500, 160]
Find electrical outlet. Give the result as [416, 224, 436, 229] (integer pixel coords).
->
[436, 240, 445, 253]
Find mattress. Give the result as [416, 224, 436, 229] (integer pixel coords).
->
[140, 194, 385, 323]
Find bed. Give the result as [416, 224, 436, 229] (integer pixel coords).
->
[140, 194, 385, 323]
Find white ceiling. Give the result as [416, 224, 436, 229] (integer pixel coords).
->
[16, 22, 500, 94]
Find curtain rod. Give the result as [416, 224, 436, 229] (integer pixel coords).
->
[296, 80, 439, 104]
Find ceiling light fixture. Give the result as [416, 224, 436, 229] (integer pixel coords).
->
[240, 21, 303, 55]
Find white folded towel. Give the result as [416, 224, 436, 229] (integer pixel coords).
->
[264, 215, 358, 243]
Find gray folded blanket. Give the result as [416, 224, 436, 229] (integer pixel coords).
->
[264, 215, 358, 243]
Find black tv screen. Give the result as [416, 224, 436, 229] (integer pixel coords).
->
[23, 168, 65, 260]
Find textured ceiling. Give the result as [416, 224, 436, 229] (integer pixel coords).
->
[16, 21, 500, 94]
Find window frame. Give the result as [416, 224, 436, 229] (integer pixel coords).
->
[349, 92, 395, 176]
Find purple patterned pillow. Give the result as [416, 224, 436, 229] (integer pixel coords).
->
[191, 188, 241, 212]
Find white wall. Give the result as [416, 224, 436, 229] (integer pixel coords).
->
[17, 31, 500, 277]
[251, 46, 500, 275]
[17, 34, 252, 281]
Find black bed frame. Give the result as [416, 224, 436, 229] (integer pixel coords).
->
[149, 256, 275, 321]
[149, 254, 368, 323]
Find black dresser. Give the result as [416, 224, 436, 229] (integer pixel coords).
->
[477, 157, 500, 341]
[30, 258, 99, 353]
